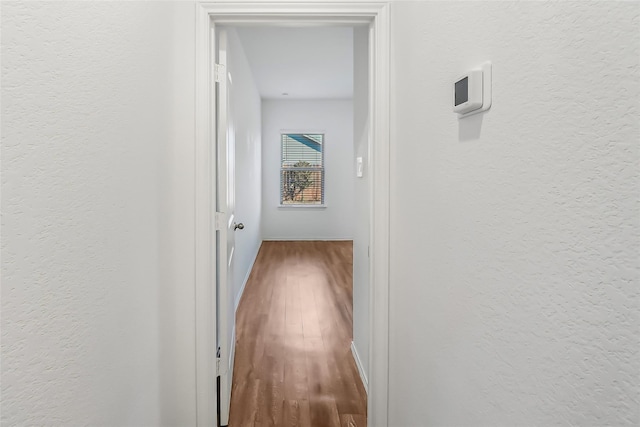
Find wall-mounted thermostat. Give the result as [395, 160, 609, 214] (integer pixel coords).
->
[453, 62, 492, 118]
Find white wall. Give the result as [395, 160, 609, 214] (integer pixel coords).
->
[1, 2, 197, 425]
[352, 26, 370, 386]
[261, 99, 355, 240]
[227, 28, 263, 313]
[389, 1, 639, 426]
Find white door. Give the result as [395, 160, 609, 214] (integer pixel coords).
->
[215, 28, 239, 426]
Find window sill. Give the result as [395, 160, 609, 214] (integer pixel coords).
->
[278, 204, 327, 209]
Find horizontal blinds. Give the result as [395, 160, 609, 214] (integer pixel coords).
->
[281, 169, 324, 205]
[281, 133, 324, 205]
[281, 134, 323, 167]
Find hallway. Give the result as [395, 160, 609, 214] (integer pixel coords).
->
[229, 241, 366, 426]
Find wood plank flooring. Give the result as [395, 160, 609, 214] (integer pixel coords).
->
[228, 241, 366, 427]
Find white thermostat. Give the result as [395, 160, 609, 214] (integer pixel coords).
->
[453, 62, 492, 118]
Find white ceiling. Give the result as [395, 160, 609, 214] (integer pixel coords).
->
[235, 26, 354, 100]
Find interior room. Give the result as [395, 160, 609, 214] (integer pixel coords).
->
[219, 25, 371, 424]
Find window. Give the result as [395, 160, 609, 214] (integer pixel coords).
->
[280, 133, 324, 205]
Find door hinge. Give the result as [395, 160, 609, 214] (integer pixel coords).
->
[214, 63, 225, 83]
[215, 212, 225, 231]
[216, 346, 221, 376]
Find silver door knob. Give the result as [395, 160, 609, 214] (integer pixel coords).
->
[234, 222, 244, 230]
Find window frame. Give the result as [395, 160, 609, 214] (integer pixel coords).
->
[279, 132, 326, 207]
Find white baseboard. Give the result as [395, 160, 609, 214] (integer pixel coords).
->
[351, 341, 368, 395]
[228, 324, 236, 378]
[221, 242, 261, 425]
[262, 238, 354, 241]
[220, 323, 234, 425]
[234, 242, 262, 312]
[229, 241, 261, 375]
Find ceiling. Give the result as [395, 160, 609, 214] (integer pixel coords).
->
[235, 26, 354, 100]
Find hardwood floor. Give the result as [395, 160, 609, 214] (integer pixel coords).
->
[228, 241, 366, 427]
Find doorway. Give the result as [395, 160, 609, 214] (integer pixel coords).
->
[221, 23, 365, 425]
[194, 4, 391, 427]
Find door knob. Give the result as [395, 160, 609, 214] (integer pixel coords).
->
[234, 222, 244, 230]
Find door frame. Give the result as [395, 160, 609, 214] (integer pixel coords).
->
[194, 2, 391, 426]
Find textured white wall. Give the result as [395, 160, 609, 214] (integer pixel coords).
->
[227, 28, 263, 312]
[389, 1, 639, 425]
[261, 99, 355, 240]
[352, 26, 370, 384]
[1, 2, 197, 425]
